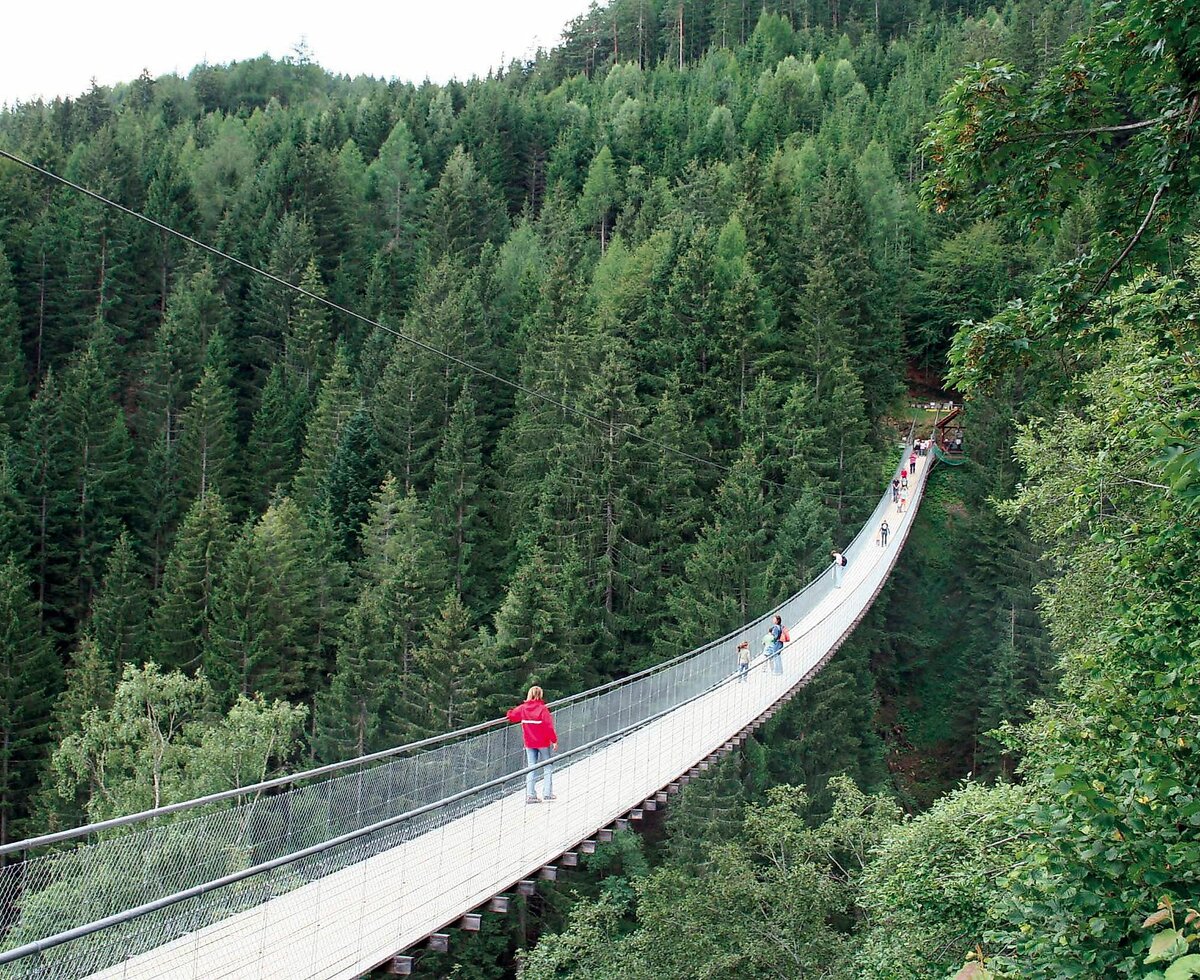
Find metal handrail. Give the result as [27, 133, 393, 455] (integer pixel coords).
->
[1, 434, 913, 861]
[0, 644, 782, 965]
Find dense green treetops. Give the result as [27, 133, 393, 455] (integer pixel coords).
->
[1, 0, 1196, 976]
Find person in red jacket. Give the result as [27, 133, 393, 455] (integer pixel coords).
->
[506, 685, 558, 803]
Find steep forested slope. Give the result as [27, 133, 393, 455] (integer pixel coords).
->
[0, 0, 1063, 846]
[5, 0, 1189, 977]
[521, 0, 1200, 977]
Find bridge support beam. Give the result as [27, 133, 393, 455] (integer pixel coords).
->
[580, 839, 597, 854]
[388, 955, 415, 975]
[560, 851, 579, 867]
[427, 933, 449, 953]
[517, 879, 537, 896]
[460, 913, 482, 931]
[489, 895, 511, 913]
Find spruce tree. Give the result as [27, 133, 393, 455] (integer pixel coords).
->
[367, 119, 428, 244]
[579, 145, 620, 252]
[424, 146, 509, 265]
[283, 258, 333, 399]
[89, 530, 149, 675]
[55, 633, 116, 740]
[18, 370, 64, 613]
[314, 586, 401, 761]
[245, 362, 306, 511]
[671, 446, 774, 646]
[56, 323, 136, 625]
[152, 491, 233, 673]
[0, 247, 27, 436]
[0, 557, 61, 845]
[244, 212, 318, 369]
[635, 379, 706, 660]
[177, 364, 238, 502]
[411, 592, 486, 735]
[369, 334, 440, 493]
[664, 756, 746, 871]
[477, 548, 574, 715]
[204, 499, 322, 704]
[356, 476, 450, 676]
[322, 407, 382, 557]
[291, 345, 358, 509]
[429, 384, 489, 606]
[0, 435, 31, 564]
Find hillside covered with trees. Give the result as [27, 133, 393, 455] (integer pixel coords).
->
[0, 0, 1197, 975]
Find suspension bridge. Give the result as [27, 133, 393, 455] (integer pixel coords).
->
[0, 437, 933, 980]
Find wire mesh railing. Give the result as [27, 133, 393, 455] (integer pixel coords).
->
[0, 432, 930, 979]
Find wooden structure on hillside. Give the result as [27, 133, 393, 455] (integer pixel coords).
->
[933, 404, 965, 457]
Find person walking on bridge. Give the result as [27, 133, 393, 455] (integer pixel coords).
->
[507, 686, 558, 803]
[830, 550, 847, 587]
[879, 520, 890, 547]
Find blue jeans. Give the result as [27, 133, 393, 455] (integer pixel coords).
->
[770, 641, 784, 674]
[525, 747, 553, 798]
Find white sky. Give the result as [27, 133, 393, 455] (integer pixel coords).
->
[1, 0, 595, 107]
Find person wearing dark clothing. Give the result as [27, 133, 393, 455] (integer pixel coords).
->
[879, 520, 890, 546]
[767, 614, 788, 674]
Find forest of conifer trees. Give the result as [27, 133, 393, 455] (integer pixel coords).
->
[2, 0, 1199, 975]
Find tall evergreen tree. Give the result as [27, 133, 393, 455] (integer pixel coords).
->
[204, 498, 322, 704]
[88, 529, 149, 676]
[55, 323, 136, 625]
[429, 384, 490, 606]
[0, 557, 61, 845]
[176, 364, 238, 502]
[411, 592, 486, 735]
[18, 370, 64, 613]
[152, 491, 233, 673]
[245, 362, 306, 511]
[322, 407, 382, 556]
[424, 147, 509, 264]
[283, 258, 333, 399]
[0, 247, 27, 436]
[291, 345, 358, 509]
[671, 446, 774, 646]
[476, 548, 575, 715]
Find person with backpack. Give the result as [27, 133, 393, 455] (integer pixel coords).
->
[831, 550, 847, 587]
[768, 614, 787, 674]
[506, 685, 558, 803]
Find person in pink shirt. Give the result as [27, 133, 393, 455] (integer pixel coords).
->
[507, 685, 558, 803]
